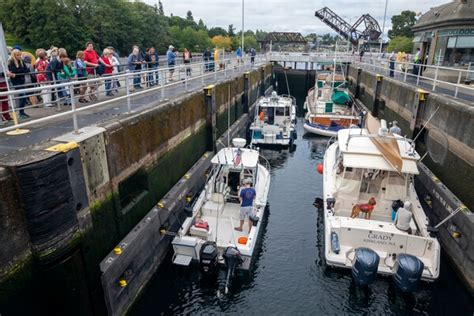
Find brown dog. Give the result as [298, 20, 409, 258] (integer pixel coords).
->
[351, 197, 377, 219]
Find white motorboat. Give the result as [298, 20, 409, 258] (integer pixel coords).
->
[172, 138, 270, 275]
[250, 91, 296, 147]
[303, 72, 361, 137]
[321, 115, 440, 291]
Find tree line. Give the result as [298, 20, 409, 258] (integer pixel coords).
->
[0, 0, 268, 56]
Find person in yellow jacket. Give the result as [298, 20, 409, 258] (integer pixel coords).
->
[214, 48, 221, 70]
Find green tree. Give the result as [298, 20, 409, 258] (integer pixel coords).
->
[388, 11, 417, 39]
[197, 19, 206, 31]
[228, 24, 235, 37]
[186, 10, 194, 21]
[158, 0, 164, 15]
[208, 27, 228, 38]
[387, 36, 413, 52]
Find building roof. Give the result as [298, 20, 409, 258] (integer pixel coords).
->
[412, 0, 474, 32]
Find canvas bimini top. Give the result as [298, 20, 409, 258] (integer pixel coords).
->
[211, 147, 259, 169]
[337, 128, 420, 174]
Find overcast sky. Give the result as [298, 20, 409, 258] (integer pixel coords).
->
[148, 0, 447, 37]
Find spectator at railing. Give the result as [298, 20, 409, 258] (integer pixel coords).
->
[183, 48, 192, 77]
[83, 42, 104, 100]
[35, 49, 53, 107]
[250, 48, 256, 65]
[203, 48, 211, 72]
[56, 57, 77, 106]
[145, 47, 159, 86]
[101, 48, 114, 96]
[8, 49, 30, 119]
[128, 46, 143, 91]
[108, 48, 120, 93]
[74, 51, 88, 103]
[48, 49, 69, 105]
[167, 45, 177, 82]
[23, 54, 38, 108]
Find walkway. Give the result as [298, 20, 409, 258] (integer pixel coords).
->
[0, 57, 266, 157]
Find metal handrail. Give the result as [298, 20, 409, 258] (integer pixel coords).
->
[0, 55, 267, 134]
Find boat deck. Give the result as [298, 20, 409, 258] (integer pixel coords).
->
[200, 201, 249, 247]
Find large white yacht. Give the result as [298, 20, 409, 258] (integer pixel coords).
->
[171, 138, 270, 274]
[322, 115, 440, 291]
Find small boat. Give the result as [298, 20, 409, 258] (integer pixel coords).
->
[321, 116, 440, 291]
[303, 71, 361, 137]
[172, 138, 270, 276]
[250, 91, 296, 147]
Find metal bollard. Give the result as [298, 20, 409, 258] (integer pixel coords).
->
[69, 85, 80, 134]
[125, 71, 131, 113]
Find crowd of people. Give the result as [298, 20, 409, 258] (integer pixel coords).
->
[1, 42, 257, 125]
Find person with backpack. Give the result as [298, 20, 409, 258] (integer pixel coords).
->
[56, 57, 77, 106]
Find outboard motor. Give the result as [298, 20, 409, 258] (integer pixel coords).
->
[222, 246, 243, 294]
[393, 254, 424, 292]
[351, 247, 380, 286]
[199, 241, 219, 275]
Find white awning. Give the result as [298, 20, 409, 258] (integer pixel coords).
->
[211, 148, 259, 168]
[343, 153, 419, 174]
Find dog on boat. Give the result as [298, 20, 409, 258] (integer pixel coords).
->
[351, 197, 377, 219]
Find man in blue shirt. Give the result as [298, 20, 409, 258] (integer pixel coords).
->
[235, 178, 256, 232]
[166, 45, 177, 82]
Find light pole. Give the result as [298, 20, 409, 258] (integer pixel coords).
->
[379, 0, 388, 53]
[241, 0, 245, 56]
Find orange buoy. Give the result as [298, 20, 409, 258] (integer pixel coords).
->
[238, 236, 248, 245]
[317, 164, 323, 174]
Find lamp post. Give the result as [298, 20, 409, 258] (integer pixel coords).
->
[241, 0, 245, 56]
[379, 0, 388, 53]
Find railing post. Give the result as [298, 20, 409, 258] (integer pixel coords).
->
[160, 69, 165, 99]
[432, 65, 439, 92]
[201, 63, 204, 85]
[416, 62, 422, 85]
[454, 70, 462, 98]
[214, 62, 217, 82]
[125, 70, 131, 113]
[53, 76, 61, 110]
[69, 84, 79, 134]
[403, 66, 408, 82]
[224, 59, 227, 77]
[185, 69, 188, 91]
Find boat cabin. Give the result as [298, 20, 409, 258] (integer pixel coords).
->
[256, 93, 293, 127]
[332, 129, 420, 225]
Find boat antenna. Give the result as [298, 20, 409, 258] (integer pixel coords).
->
[332, 40, 337, 89]
[227, 84, 231, 147]
[284, 67, 291, 96]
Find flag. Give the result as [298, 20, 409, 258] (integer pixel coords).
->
[234, 148, 242, 165]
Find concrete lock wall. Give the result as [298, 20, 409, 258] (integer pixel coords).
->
[348, 65, 474, 293]
[0, 65, 272, 314]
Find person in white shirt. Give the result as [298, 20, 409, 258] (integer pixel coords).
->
[395, 201, 413, 234]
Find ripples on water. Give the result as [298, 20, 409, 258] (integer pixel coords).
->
[132, 120, 474, 316]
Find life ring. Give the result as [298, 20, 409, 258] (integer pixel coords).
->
[238, 236, 248, 245]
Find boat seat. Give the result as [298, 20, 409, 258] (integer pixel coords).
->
[189, 226, 209, 239]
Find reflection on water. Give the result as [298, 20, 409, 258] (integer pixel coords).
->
[132, 120, 474, 315]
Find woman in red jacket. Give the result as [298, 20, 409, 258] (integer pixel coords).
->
[102, 48, 114, 96]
